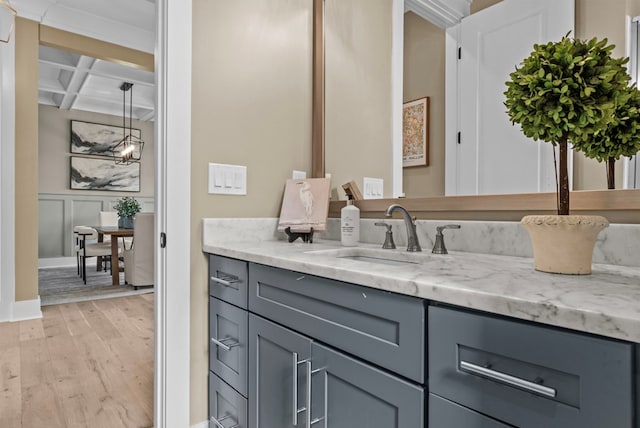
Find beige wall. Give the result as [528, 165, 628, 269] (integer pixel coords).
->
[325, 0, 393, 199]
[402, 12, 445, 197]
[15, 18, 39, 302]
[38, 105, 155, 197]
[190, 0, 313, 423]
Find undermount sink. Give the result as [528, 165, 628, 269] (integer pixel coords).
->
[306, 247, 435, 266]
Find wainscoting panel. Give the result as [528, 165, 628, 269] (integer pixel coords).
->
[38, 193, 155, 259]
[38, 198, 66, 258]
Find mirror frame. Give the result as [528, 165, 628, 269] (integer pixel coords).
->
[315, 2, 640, 223]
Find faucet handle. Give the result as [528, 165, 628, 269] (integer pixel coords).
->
[433, 224, 461, 254]
[374, 222, 396, 249]
[374, 222, 392, 232]
[436, 224, 461, 235]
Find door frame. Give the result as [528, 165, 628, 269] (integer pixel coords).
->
[154, 0, 192, 426]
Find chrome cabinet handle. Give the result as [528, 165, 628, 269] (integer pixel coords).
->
[460, 360, 557, 398]
[210, 336, 239, 352]
[210, 274, 240, 287]
[293, 353, 310, 426]
[210, 414, 239, 428]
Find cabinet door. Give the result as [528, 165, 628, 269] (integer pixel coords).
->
[429, 394, 510, 428]
[209, 373, 248, 428]
[249, 314, 312, 428]
[311, 342, 424, 428]
[209, 297, 248, 397]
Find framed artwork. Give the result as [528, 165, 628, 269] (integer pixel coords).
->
[70, 156, 140, 192]
[278, 178, 331, 232]
[402, 96, 429, 167]
[71, 120, 142, 158]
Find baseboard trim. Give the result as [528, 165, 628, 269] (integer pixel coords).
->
[12, 296, 42, 321]
[191, 421, 208, 428]
[38, 257, 96, 269]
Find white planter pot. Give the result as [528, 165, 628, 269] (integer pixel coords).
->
[521, 215, 609, 275]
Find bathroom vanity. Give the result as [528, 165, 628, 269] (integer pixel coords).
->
[203, 219, 640, 428]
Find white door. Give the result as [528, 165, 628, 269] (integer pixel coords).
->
[447, 0, 574, 195]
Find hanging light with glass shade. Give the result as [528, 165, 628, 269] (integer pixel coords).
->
[0, 0, 16, 43]
[112, 82, 144, 165]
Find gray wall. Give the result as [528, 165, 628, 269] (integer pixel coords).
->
[38, 104, 155, 197]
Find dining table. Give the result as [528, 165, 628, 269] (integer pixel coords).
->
[93, 225, 134, 285]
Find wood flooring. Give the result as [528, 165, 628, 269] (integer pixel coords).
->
[0, 294, 154, 428]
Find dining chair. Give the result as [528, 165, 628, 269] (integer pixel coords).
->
[75, 226, 113, 284]
[123, 213, 154, 289]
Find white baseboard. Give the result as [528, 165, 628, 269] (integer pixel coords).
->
[38, 257, 96, 269]
[12, 296, 42, 321]
[191, 421, 208, 428]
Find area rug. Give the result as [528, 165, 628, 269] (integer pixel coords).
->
[39, 266, 153, 306]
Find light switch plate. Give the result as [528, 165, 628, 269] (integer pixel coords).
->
[292, 170, 307, 179]
[363, 177, 384, 199]
[208, 163, 247, 195]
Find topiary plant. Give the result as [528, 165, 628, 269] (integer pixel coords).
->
[571, 84, 640, 189]
[504, 35, 631, 214]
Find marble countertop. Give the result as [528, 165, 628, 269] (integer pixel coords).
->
[202, 238, 640, 343]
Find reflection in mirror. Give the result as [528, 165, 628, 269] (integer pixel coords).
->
[323, 0, 640, 202]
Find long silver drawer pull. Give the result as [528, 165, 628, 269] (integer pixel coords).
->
[210, 337, 240, 352]
[210, 414, 239, 428]
[293, 352, 299, 426]
[305, 360, 312, 428]
[460, 360, 557, 398]
[210, 274, 240, 287]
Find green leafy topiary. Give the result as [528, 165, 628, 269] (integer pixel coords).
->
[114, 196, 141, 218]
[504, 35, 631, 214]
[571, 84, 640, 188]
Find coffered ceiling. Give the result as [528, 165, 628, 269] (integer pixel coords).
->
[11, 0, 156, 121]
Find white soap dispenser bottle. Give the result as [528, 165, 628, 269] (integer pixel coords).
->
[341, 198, 360, 246]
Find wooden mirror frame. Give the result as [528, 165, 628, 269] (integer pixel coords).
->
[313, 2, 640, 223]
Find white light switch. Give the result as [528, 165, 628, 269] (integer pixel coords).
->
[209, 163, 247, 195]
[363, 177, 384, 199]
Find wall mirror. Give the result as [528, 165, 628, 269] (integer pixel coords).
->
[319, 0, 640, 219]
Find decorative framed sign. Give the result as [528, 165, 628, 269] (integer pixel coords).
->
[70, 156, 140, 192]
[71, 120, 141, 158]
[402, 96, 429, 167]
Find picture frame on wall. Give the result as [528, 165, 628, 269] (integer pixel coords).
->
[71, 120, 142, 158]
[70, 156, 140, 192]
[402, 96, 429, 167]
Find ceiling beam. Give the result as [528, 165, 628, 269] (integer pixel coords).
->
[59, 55, 95, 110]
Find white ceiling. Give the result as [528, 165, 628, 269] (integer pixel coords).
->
[11, 0, 156, 121]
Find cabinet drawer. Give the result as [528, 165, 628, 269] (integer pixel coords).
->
[210, 297, 248, 397]
[209, 372, 247, 428]
[429, 394, 510, 428]
[249, 263, 425, 383]
[429, 305, 634, 428]
[209, 255, 248, 309]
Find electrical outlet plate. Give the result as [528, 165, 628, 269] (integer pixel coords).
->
[292, 170, 307, 179]
[363, 177, 384, 199]
[208, 163, 247, 195]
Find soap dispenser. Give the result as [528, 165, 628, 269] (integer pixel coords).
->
[341, 197, 360, 246]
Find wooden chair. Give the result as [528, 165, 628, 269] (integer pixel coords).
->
[75, 226, 113, 284]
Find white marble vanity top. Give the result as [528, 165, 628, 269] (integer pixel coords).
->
[202, 219, 640, 343]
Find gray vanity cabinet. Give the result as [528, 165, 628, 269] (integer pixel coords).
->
[249, 314, 424, 428]
[248, 314, 312, 428]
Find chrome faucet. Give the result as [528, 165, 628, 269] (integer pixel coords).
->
[385, 204, 422, 252]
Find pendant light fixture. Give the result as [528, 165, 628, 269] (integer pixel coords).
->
[112, 82, 144, 165]
[0, 0, 16, 43]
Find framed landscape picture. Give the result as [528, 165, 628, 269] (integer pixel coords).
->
[71, 120, 142, 158]
[402, 96, 429, 167]
[70, 156, 140, 192]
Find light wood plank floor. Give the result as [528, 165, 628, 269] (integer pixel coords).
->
[0, 294, 154, 428]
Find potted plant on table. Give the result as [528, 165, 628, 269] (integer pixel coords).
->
[504, 35, 632, 274]
[114, 196, 141, 229]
